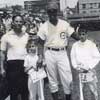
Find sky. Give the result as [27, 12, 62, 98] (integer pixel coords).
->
[0, 0, 78, 8]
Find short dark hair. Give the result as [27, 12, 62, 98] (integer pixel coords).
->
[78, 28, 87, 34]
[12, 14, 24, 22]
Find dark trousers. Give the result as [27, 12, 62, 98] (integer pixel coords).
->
[0, 60, 29, 100]
[0, 75, 9, 100]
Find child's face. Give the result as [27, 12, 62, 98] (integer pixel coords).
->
[79, 31, 87, 42]
[28, 43, 37, 54]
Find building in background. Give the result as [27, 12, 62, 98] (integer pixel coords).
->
[78, 0, 100, 15]
[24, 0, 47, 13]
[24, 0, 60, 13]
[67, 0, 100, 31]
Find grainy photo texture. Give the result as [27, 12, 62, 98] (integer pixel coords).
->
[0, 0, 100, 100]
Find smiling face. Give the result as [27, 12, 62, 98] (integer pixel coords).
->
[27, 40, 37, 54]
[12, 15, 24, 32]
[28, 44, 37, 54]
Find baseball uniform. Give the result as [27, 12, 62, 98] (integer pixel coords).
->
[38, 18, 74, 94]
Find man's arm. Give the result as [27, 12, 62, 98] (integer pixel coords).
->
[37, 36, 45, 58]
[70, 24, 80, 40]
[0, 50, 6, 77]
[71, 32, 80, 40]
[36, 36, 45, 69]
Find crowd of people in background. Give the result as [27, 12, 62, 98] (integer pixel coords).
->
[0, 11, 45, 40]
[0, 2, 100, 100]
[0, 12, 46, 100]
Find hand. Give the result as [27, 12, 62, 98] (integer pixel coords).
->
[36, 56, 43, 71]
[76, 24, 80, 32]
[82, 69, 88, 73]
[42, 60, 47, 68]
[0, 69, 6, 78]
[76, 67, 88, 73]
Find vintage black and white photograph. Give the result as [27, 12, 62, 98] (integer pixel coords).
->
[0, 0, 100, 100]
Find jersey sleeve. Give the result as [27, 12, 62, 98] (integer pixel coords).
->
[67, 23, 75, 37]
[37, 24, 46, 40]
[0, 34, 8, 51]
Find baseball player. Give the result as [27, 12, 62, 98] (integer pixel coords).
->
[37, 2, 79, 100]
[71, 29, 100, 100]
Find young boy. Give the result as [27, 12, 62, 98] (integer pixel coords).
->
[71, 29, 100, 100]
[24, 39, 46, 100]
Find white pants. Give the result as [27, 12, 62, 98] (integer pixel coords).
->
[28, 77, 44, 100]
[45, 50, 72, 94]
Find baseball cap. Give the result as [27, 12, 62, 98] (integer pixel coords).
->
[47, 2, 58, 11]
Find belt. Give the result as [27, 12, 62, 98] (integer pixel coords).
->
[47, 47, 66, 51]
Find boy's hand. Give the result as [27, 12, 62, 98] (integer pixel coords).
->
[76, 67, 88, 73]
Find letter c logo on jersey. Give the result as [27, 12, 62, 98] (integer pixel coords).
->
[60, 32, 66, 39]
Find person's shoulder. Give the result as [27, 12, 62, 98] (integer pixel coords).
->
[39, 21, 47, 26]
[39, 21, 48, 29]
[59, 18, 67, 22]
[86, 39, 94, 44]
[58, 18, 68, 22]
[72, 41, 80, 47]
[38, 21, 48, 31]
[58, 19, 70, 26]
[87, 39, 96, 47]
[1, 30, 13, 39]
[25, 54, 32, 59]
[25, 54, 29, 59]
[6, 30, 14, 35]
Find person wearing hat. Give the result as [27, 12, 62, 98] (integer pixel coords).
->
[37, 2, 79, 100]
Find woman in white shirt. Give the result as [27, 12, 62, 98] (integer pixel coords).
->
[0, 15, 29, 100]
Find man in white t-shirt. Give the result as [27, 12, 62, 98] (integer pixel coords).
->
[37, 2, 79, 100]
[0, 15, 29, 100]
